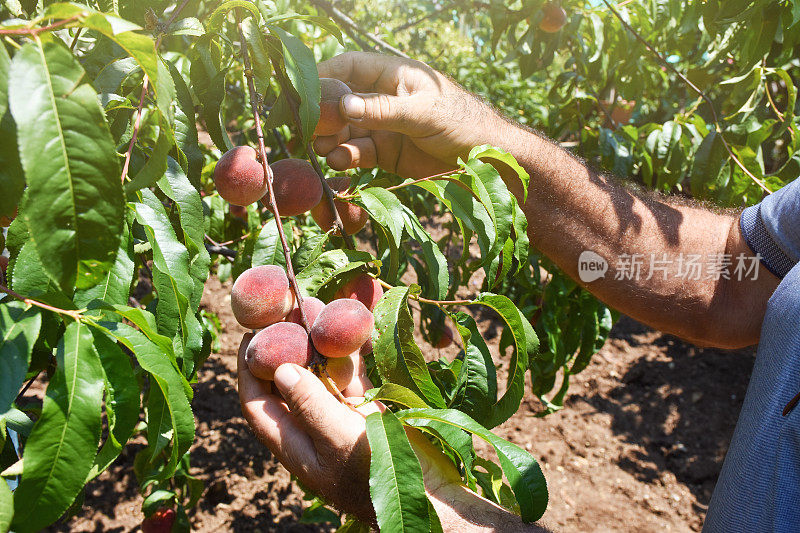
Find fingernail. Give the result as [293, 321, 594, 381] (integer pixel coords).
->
[342, 93, 365, 119]
[274, 364, 301, 393]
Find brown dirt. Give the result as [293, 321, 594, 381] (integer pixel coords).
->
[52, 276, 753, 532]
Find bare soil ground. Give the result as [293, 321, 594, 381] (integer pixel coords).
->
[53, 276, 754, 532]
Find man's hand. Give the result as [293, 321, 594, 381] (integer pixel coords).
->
[237, 333, 545, 531]
[314, 52, 511, 178]
[237, 333, 378, 524]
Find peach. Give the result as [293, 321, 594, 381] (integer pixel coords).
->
[267, 158, 323, 216]
[359, 336, 373, 356]
[335, 273, 383, 311]
[310, 298, 374, 358]
[310, 177, 368, 235]
[314, 78, 352, 137]
[245, 322, 313, 380]
[285, 296, 326, 327]
[231, 265, 294, 329]
[539, 2, 567, 33]
[214, 146, 268, 206]
[433, 324, 455, 349]
[323, 355, 355, 391]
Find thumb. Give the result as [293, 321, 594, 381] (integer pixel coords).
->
[273, 363, 354, 435]
[341, 92, 420, 134]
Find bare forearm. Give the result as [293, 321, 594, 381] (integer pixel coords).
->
[427, 484, 550, 533]
[487, 118, 773, 347]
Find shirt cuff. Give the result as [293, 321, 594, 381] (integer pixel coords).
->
[740, 204, 796, 279]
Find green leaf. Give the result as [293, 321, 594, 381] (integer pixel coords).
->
[9, 37, 123, 291]
[133, 189, 200, 375]
[292, 231, 329, 271]
[365, 411, 435, 533]
[0, 302, 41, 417]
[402, 206, 449, 300]
[690, 131, 729, 198]
[413, 178, 493, 264]
[465, 294, 531, 428]
[73, 215, 135, 309]
[364, 383, 429, 409]
[372, 286, 446, 408]
[269, 25, 320, 142]
[86, 329, 139, 481]
[166, 61, 203, 188]
[158, 158, 210, 310]
[360, 187, 403, 281]
[0, 41, 24, 220]
[450, 312, 496, 426]
[205, 0, 261, 32]
[253, 219, 294, 269]
[263, 13, 344, 44]
[98, 321, 194, 480]
[469, 145, 530, 202]
[124, 130, 171, 194]
[296, 249, 375, 297]
[11, 321, 104, 533]
[190, 37, 232, 152]
[0, 474, 11, 533]
[397, 408, 547, 522]
[168, 17, 205, 36]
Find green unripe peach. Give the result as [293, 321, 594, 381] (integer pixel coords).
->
[310, 177, 368, 235]
[266, 159, 323, 217]
[314, 78, 352, 137]
[214, 146, 268, 206]
[245, 322, 313, 381]
[310, 298, 374, 358]
[231, 265, 294, 329]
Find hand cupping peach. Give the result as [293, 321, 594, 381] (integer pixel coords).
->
[231, 265, 381, 392]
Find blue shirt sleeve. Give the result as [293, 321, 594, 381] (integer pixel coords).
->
[740, 178, 800, 278]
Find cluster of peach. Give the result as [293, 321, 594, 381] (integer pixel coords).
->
[213, 79, 365, 235]
[231, 267, 382, 390]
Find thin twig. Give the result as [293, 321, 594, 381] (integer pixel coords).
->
[0, 284, 82, 321]
[14, 372, 41, 404]
[205, 241, 237, 259]
[68, 27, 82, 51]
[376, 279, 471, 308]
[0, 16, 80, 35]
[600, 0, 771, 194]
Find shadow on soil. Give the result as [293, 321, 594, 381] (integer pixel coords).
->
[570, 316, 755, 510]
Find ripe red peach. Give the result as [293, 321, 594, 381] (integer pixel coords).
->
[335, 273, 383, 311]
[231, 265, 294, 329]
[539, 2, 567, 33]
[245, 322, 314, 380]
[315, 78, 352, 137]
[214, 146, 268, 206]
[285, 296, 326, 327]
[310, 298, 374, 358]
[433, 324, 455, 349]
[142, 507, 176, 533]
[310, 177, 368, 235]
[267, 158, 323, 217]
